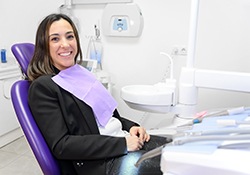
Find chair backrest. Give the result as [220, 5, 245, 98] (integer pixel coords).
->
[10, 43, 60, 175]
[11, 43, 35, 77]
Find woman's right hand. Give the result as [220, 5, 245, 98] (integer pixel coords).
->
[125, 135, 144, 152]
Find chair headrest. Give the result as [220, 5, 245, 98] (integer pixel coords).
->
[11, 43, 35, 77]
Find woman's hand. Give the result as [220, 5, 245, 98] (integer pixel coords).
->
[125, 135, 144, 151]
[129, 126, 150, 143]
[125, 126, 150, 152]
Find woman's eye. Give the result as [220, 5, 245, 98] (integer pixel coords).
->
[51, 37, 59, 42]
[67, 35, 75, 40]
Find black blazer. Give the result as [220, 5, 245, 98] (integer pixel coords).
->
[28, 75, 139, 175]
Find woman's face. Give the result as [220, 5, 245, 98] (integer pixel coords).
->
[48, 18, 77, 70]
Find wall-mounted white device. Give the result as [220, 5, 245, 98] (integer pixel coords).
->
[102, 3, 144, 37]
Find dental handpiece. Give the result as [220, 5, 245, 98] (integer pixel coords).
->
[204, 106, 246, 118]
[217, 119, 250, 126]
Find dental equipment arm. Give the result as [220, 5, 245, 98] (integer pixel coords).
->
[135, 133, 250, 167]
[178, 69, 250, 107]
[170, 0, 250, 117]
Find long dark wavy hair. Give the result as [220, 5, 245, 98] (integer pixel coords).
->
[27, 13, 83, 81]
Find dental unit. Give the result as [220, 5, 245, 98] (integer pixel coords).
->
[119, 0, 250, 174]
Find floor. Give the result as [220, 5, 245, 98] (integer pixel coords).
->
[0, 136, 43, 175]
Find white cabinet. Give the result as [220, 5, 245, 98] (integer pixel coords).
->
[0, 58, 23, 147]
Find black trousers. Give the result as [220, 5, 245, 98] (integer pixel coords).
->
[106, 135, 170, 175]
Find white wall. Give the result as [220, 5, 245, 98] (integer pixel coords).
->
[1, 0, 250, 129]
[0, 0, 64, 48]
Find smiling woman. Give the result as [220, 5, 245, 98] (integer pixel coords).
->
[27, 13, 83, 81]
[27, 13, 169, 175]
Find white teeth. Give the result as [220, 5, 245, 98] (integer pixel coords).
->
[59, 52, 71, 56]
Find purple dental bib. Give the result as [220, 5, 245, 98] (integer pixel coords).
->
[52, 64, 117, 126]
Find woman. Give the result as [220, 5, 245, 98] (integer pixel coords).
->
[28, 13, 168, 175]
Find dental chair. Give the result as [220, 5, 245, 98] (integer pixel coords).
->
[11, 43, 60, 175]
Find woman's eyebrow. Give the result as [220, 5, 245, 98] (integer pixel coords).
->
[49, 31, 74, 37]
[49, 33, 59, 37]
[66, 31, 74, 35]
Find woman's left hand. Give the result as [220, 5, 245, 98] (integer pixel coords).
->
[129, 126, 150, 142]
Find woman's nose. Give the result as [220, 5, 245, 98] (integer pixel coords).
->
[60, 39, 70, 48]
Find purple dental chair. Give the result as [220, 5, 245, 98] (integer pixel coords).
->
[11, 43, 60, 175]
